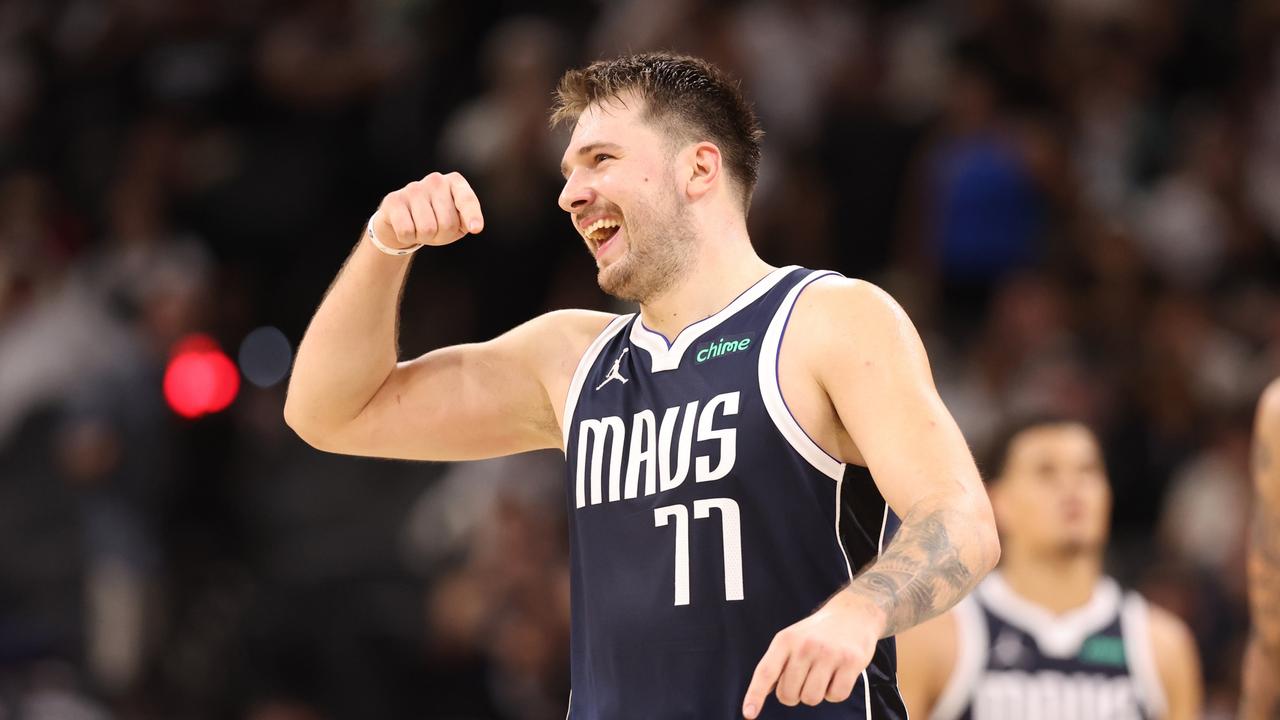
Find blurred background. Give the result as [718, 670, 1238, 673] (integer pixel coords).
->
[0, 0, 1277, 718]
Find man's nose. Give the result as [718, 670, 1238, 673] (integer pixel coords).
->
[558, 170, 595, 213]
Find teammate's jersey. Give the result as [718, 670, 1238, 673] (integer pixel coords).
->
[929, 572, 1167, 720]
[561, 266, 907, 719]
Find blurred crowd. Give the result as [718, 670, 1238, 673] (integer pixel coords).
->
[1, 0, 1278, 718]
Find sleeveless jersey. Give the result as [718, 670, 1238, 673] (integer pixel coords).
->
[561, 266, 907, 719]
[929, 572, 1167, 720]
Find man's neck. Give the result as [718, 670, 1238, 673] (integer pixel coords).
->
[998, 545, 1104, 615]
[637, 220, 773, 341]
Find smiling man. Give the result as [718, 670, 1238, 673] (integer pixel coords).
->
[284, 53, 999, 719]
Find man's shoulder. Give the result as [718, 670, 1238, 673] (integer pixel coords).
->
[532, 307, 622, 333]
[532, 308, 622, 338]
[515, 309, 624, 376]
[1145, 601, 1194, 644]
[792, 276, 908, 328]
[787, 275, 919, 357]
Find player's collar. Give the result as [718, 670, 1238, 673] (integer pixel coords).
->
[628, 265, 798, 372]
[977, 570, 1122, 658]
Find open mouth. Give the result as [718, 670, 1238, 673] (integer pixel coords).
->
[582, 218, 622, 255]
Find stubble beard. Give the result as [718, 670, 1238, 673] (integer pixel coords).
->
[1043, 534, 1105, 562]
[597, 190, 695, 305]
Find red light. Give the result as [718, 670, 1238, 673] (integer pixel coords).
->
[163, 334, 240, 418]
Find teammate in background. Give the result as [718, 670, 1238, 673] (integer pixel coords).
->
[1242, 379, 1280, 719]
[285, 53, 999, 719]
[896, 417, 1201, 720]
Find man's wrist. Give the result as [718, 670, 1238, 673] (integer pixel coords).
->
[367, 215, 423, 256]
[834, 584, 890, 637]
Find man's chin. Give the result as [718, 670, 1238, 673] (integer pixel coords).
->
[1052, 538, 1104, 558]
[597, 257, 636, 300]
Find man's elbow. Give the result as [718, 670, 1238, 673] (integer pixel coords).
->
[967, 496, 1001, 575]
[977, 521, 1002, 575]
[283, 405, 323, 449]
[282, 393, 344, 453]
[281, 389, 310, 437]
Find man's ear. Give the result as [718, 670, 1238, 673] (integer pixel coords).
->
[684, 141, 722, 201]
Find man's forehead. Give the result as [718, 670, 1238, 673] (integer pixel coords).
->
[1011, 425, 1099, 460]
[566, 97, 642, 148]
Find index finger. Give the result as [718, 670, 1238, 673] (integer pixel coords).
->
[743, 641, 789, 719]
[449, 175, 485, 234]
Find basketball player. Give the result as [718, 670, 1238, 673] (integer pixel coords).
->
[284, 53, 1000, 719]
[1242, 379, 1280, 719]
[896, 417, 1201, 719]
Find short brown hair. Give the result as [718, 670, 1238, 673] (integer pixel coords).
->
[981, 414, 1096, 484]
[551, 52, 765, 207]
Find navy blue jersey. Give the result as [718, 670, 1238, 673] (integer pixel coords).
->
[561, 266, 907, 719]
[930, 573, 1167, 720]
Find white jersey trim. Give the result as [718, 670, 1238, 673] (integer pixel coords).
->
[561, 314, 633, 448]
[976, 571, 1122, 658]
[930, 596, 988, 720]
[628, 265, 798, 372]
[758, 270, 846, 482]
[1121, 592, 1168, 719]
[877, 505, 890, 555]
[834, 474, 856, 579]
[863, 669, 873, 720]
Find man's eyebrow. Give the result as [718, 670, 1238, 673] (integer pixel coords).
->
[560, 142, 622, 178]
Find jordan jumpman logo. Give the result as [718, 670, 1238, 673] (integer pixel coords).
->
[595, 348, 630, 390]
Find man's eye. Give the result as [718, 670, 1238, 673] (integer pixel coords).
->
[595, 153, 613, 164]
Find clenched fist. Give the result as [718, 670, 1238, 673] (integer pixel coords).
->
[372, 172, 485, 250]
[742, 590, 885, 718]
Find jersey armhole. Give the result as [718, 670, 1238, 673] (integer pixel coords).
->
[560, 314, 633, 450]
[930, 598, 988, 720]
[1121, 592, 1169, 719]
[757, 270, 846, 481]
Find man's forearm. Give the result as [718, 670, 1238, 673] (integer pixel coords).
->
[845, 496, 997, 637]
[1243, 390, 1280, 719]
[1243, 499, 1280, 719]
[284, 231, 413, 436]
[1242, 635, 1280, 720]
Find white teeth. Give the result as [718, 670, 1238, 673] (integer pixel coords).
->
[583, 218, 621, 239]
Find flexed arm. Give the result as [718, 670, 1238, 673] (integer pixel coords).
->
[284, 173, 479, 446]
[285, 172, 609, 461]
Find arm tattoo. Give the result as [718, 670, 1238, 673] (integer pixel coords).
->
[846, 504, 979, 637]
[1243, 411, 1280, 718]
[1248, 508, 1280, 656]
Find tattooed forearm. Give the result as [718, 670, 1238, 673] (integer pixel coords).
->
[845, 501, 990, 637]
[1243, 505, 1280, 719]
[1250, 504, 1280, 651]
[1243, 384, 1280, 720]
[1242, 632, 1280, 719]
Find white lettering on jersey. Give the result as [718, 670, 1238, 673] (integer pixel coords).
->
[658, 401, 698, 493]
[695, 392, 739, 482]
[575, 392, 740, 508]
[576, 416, 624, 508]
[622, 409, 657, 501]
[974, 670, 1142, 720]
